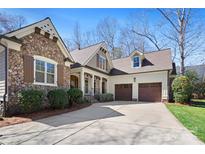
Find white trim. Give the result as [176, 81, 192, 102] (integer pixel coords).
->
[132, 56, 141, 68]
[33, 55, 58, 65]
[130, 50, 143, 57]
[33, 55, 58, 87]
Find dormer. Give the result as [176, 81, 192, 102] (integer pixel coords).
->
[130, 50, 145, 68]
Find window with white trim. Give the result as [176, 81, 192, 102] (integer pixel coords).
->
[34, 56, 57, 86]
[99, 55, 106, 70]
[133, 56, 140, 68]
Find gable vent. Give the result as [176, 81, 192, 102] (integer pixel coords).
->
[38, 23, 57, 37]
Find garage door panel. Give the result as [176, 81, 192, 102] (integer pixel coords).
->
[139, 83, 161, 102]
[115, 84, 132, 101]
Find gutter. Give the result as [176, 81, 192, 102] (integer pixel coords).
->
[0, 42, 8, 117]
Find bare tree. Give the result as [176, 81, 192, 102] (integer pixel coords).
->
[0, 12, 26, 34]
[72, 22, 83, 49]
[129, 12, 165, 51]
[158, 8, 204, 75]
[83, 30, 100, 46]
[63, 38, 74, 51]
[96, 17, 122, 59]
[119, 27, 149, 56]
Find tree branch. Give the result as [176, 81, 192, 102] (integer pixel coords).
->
[131, 29, 161, 51]
[157, 8, 180, 33]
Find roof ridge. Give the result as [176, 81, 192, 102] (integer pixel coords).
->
[112, 48, 171, 61]
[112, 56, 129, 61]
[71, 41, 105, 52]
[144, 48, 171, 54]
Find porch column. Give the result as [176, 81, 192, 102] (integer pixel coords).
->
[80, 70, 85, 95]
[106, 78, 108, 93]
[91, 74, 94, 96]
[99, 77, 102, 94]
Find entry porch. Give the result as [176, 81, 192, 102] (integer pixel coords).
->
[70, 67, 109, 96]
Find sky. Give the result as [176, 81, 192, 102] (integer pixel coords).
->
[1, 8, 205, 65]
[0, 8, 160, 38]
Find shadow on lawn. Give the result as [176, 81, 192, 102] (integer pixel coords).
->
[189, 101, 205, 108]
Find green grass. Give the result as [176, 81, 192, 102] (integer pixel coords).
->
[166, 103, 205, 143]
[191, 99, 205, 103]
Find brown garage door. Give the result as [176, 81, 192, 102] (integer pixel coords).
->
[139, 83, 162, 102]
[115, 84, 132, 101]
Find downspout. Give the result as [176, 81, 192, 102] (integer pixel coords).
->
[0, 42, 8, 117]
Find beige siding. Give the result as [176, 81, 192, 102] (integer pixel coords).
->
[87, 49, 111, 73]
[0, 49, 5, 101]
[109, 71, 169, 101]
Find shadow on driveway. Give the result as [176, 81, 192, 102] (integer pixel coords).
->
[36, 105, 125, 127]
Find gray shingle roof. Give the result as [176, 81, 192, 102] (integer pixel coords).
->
[112, 49, 173, 74]
[70, 42, 105, 65]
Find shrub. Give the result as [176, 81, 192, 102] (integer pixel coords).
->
[193, 82, 205, 99]
[18, 89, 44, 113]
[95, 93, 113, 102]
[77, 97, 90, 104]
[67, 88, 83, 106]
[172, 76, 193, 103]
[47, 89, 68, 109]
[185, 70, 199, 85]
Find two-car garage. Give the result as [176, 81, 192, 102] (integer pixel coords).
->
[115, 83, 162, 102]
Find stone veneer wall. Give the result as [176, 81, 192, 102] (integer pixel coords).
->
[7, 33, 70, 115]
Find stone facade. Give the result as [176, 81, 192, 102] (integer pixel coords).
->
[7, 32, 70, 115]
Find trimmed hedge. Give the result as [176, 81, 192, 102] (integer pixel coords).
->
[172, 76, 193, 103]
[77, 97, 90, 104]
[47, 89, 68, 109]
[67, 88, 83, 106]
[18, 89, 44, 113]
[95, 93, 113, 102]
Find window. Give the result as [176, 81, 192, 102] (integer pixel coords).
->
[35, 60, 45, 83]
[99, 55, 106, 70]
[34, 56, 57, 86]
[133, 56, 140, 68]
[85, 78, 89, 94]
[47, 63, 55, 84]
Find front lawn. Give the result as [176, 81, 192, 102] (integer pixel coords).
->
[166, 103, 205, 143]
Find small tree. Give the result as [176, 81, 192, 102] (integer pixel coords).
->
[184, 70, 199, 85]
[172, 76, 193, 103]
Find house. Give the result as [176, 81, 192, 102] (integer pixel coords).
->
[70, 45, 173, 102]
[0, 17, 174, 116]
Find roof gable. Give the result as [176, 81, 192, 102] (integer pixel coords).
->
[71, 42, 113, 68]
[130, 50, 143, 57]
[5, 17, 74, 62]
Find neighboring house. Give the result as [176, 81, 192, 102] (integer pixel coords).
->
[70, 43, 173, 102]
[0, 17, 174, 116]
[176, 65, 205, 82]
[0, 18, 73, 115]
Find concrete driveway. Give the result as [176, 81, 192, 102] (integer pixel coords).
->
[0, 101, 202, 145]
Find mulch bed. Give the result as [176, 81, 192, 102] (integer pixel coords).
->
[0, 103, 91, 128]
